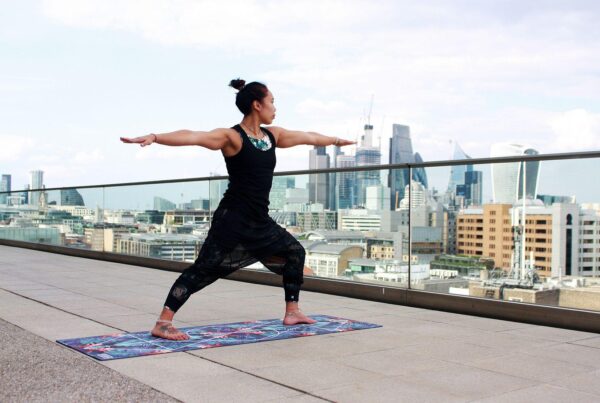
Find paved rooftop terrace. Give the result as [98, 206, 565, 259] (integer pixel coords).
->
[1, 245, 600, 402]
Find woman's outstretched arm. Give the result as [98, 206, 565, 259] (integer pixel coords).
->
[120, 128, 234, 150]
[267, 126, 355, 148]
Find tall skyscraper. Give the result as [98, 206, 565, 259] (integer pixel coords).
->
[60, 189, 85, 206]
[328, 145, 344, 211]
[269, 176, 295, 210]
[447, 141, 473, 193]
[336, 155, 356, 209]
[308, 146, 330, 208]
[355, 124, 381, 207]
[491, 143, 540, 204]
[0, 174, 11, 204]
[388, 124, 428, 209]
[154, 196, 176, 211]
[29, 170, 44, 206]
[465, 170, 483, 206]
[209, 172, 229, 210]
[413, 152, 428, 189]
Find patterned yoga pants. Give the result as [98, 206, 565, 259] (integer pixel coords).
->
[163, 231, 305, 313]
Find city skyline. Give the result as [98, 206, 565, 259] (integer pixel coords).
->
[1, 1, 599, 190]
[3, 134, 599, 209]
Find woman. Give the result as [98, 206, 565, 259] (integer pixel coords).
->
[121, 79, 355, 340]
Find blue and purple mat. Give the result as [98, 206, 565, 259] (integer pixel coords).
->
[56, 315, 381, 361]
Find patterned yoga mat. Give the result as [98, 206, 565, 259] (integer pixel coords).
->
[56, 315, 381, 361]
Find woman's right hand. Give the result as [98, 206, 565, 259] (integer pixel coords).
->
[120, 134, 156, 147]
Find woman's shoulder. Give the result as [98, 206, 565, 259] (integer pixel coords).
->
[263, 126, 283, 142]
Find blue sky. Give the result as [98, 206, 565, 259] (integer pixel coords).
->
[1, 0, 599, 197]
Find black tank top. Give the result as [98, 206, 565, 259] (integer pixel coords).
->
[218, 124, 276, 217]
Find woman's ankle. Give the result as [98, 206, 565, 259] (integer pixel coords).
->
[159, 306, 176, 321]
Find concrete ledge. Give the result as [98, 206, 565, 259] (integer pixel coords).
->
[2, 238, 599, 333]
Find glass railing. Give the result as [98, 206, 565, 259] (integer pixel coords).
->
[2, 151, 600, 313]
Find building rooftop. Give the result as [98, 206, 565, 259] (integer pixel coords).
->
[2, 245, 600, 402]
[306, 243, 359, 255]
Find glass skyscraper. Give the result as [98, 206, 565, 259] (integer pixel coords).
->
[60, 189, 85, 206]
[336, 155, 356, 209]
[308, 146, 330, 208]
[0, 174, 11, 204]
[355, 124, 382, 207]
[388, 124, 428, 210]
[29, 170, 44, 206]
[447, 141, 473, 193]
[491, 143, 540, 204]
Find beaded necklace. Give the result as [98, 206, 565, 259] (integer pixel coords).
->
[241, 124, 272, 151]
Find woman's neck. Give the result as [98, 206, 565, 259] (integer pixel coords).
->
[241, 116, 263, 137]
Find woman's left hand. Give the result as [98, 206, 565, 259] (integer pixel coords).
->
[336, 138, 356, 147]
[120, 134, 156, 147]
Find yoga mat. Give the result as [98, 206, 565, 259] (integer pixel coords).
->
[56, 315, 381, 361]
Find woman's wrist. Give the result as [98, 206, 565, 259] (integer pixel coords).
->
[332, 136, 339, 146]
[150, 133, 158, 143]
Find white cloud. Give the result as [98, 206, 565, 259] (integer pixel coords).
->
[28, 0, 600, 186]
[0, 135, 35, 162]
[296, 99, 347, 116]
[134, 145, 202, 160]
[73, 149, 105, 164]
[41, 0, 370, 53]
[549, 109, 600, 152]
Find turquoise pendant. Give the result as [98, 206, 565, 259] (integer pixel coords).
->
[249, 136, 272, 151]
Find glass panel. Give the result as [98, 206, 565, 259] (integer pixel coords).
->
[102, 181, 210, 261]
[407, 157, 600, 313]
[2, 155, 599, 313]
[296, 166, 410, 288]
[408, 163, 475, 291]
[0, 186, 104, 248]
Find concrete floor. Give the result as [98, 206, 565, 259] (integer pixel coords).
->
[1, 245, 600, 402]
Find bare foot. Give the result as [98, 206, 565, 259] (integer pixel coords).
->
[150, 320, 190, 340]
[283, 310, 317, 326]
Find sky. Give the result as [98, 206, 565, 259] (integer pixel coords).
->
[1, 0, 600, 201]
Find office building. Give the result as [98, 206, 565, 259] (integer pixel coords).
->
[491, 143, 540, 204]
[328, 145, 344, 211]
[336, 154, 356, 209]
[447, 141, 473, 193]
[153, 196, 176, 211]
[388, 124, 428, 209]
[269, 176, 295, 210]
[29, 170, 44, 206]
[355, 124, 382, 207]
[308, 146, 330, 208]
[60, 189, 85, 206]
[0, 174, 11, 204]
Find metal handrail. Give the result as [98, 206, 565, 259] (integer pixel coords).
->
[2, 150, 599, 194]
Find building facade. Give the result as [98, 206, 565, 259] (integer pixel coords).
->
[491, 143, 540, 204]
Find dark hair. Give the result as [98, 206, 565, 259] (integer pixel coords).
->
[228, 78, 269, 115]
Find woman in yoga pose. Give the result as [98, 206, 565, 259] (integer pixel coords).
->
[121, 79, 355, 340]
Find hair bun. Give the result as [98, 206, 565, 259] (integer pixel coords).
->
[229, 78, 246, 91]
